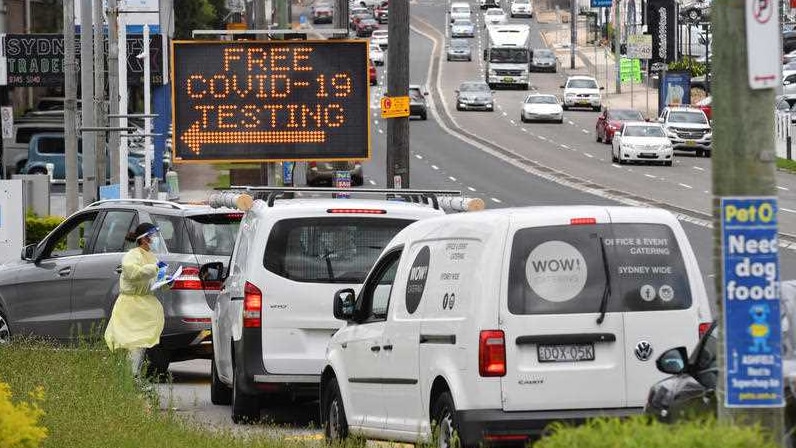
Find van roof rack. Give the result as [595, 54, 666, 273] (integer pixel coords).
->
[221, 186, 464, 210]
[88, 199, 187, 210]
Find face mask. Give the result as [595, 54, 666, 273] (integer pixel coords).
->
[150, 238, 161, 252]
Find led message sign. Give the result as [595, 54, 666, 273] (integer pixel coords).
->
[171, 40, 370, 163]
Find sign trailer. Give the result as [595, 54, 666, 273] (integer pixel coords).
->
[171, 40, 370, 163]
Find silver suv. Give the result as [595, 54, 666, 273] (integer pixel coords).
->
[0, 199, 242, 375]
[658, 106, 712, 157]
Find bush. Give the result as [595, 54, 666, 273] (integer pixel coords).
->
[25, 210, 64, 246]
[667, 58, 708, 77]
[0, 382, 47, 448]
[536, 415, 778, 448]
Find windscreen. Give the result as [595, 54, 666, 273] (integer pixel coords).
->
[567, 79, 599, 89]
[612, 109, 644, 120]
[452, 6, 469, 13]
[526, 96, 557, 104]
[490, 48, 529, 63]
[264, 217, 413, 283]
[460, 82, 490, 92]
[669, 111, 708, 124]
[624, 126, 665, 138]
[507, 224, 692, 315]
[185, 213, 243, 256]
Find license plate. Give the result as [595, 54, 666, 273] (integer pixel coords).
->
[578, 100, 590, 105]
[685, 140, 696, 146]
[502, 77, 514, 83]
[537, 343, 595, 362]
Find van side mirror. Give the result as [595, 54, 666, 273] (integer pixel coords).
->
[599, 86, 605, 90]
[333, 288, 357, 321]
[560, 85, 565, 89]
[656, 347, 689, 375]
[657, 117, 665, 123]
[21, 243, 36, 261]
[199, 261, 226, 285]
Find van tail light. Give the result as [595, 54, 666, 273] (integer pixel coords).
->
[243, 282, 262, 328]
[570, 217, 597, 225]
[170, 266, 222, 290]
[327, 209, 386, 214]
[309, 162, 317, 168]
[479, 330, 506, 377]
[699, 322, 712, 338]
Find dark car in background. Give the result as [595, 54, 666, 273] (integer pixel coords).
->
[409, 85, 428, 120]
[355, 17, 379, 37]
[0, 199, 243, 376]
[530, 48, 557, 72]
[306, 161, 364, 186]
[312, 3, 333, 23]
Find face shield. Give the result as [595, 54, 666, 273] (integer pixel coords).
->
[137, 226, 168, 255]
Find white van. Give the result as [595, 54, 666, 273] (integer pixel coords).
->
[450, 2, 472, 23]
[321, 206, 712, 446]
[204, 192, 454, 423]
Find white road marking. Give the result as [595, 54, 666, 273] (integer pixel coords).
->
[561, 144, 569, 149]
[431, 165, 439, 170]
[679, 183, 693, 189]
[645, 174, 656, 179]
[538, 136, 546, 141]
[704, 190, 710, 194]
[612, 164, 622, 168]
[783, 208, 796, 214]
[449, 176, 457, 181]
[521, 128, 528, 132]
[467, 186, 477, 192]
[491, 197, 502, 203]
[378, 129, 384, 134]
[415, 154, 423, 159]
[567, 120, 575, 125]
[693, 166, 705, 171]
[502, 112, 508, 116]
[779, 186, 790, 191]
[510, 120, 516, 124]
[582, 129, 589, 134]
[368, 179, 377, 186]
[584, 153, 594, 158]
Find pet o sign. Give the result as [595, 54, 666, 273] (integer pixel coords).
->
[721, 197, 784, 408]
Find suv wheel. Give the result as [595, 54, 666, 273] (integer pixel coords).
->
[211, 358, 232, 405]
[323, 378, 349, 443]
[420, 110, 428, 120]
[231, 364, 260, 424]
[0, 308, 9, 343]
[432, 392, 461, 448]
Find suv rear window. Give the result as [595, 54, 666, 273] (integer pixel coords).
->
[508, 223, 692, 315]
[264, 217, 413, 283]
[185, 213, 242, 256]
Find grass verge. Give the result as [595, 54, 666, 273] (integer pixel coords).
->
[778, 157, 796, 174]
[0, 340, 320, 448]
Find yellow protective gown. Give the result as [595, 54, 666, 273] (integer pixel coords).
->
[104, 247, 165, 350]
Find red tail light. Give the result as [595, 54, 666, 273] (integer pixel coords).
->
[570, 217, 597, 225]
[479, 330, 506, 377]
[327, 209, 387, 214]
[699, 322, 712, 338]
[171, 266, 222, 291]
[243, 282, 262, 328]
[309, 161, 317, 168]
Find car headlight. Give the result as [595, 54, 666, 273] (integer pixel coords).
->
[704, 132, 712, 139]
[565, 93, 575, 98]
[486, 102, 493, 107]
[666, 131, 678, 138]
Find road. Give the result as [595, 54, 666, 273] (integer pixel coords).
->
[158, 0, 796, 436]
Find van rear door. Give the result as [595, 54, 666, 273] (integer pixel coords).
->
[501, 210, 627, 411]
[604, 210, 700, 407]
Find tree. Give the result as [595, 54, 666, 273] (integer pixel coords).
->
[173, 0, 229, 39]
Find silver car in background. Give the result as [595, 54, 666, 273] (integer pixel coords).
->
[531, 48, 557, 72]
[447, 38, 472, 61]
[0, 199, 242, 376]
[450, 19, 475, 37]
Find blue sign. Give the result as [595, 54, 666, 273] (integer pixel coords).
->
[722, 197, 783, 408]
[100, 184, 121, 200]
[283, 162, 295, 186]
[591, 0, 612, 7]
[657, 71, 691, 115]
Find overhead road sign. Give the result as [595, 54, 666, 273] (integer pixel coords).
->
[171, 40, 370, 163]
[381, 96, 410, 119]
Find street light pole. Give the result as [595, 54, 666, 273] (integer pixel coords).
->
[614, 0, 622, 93]
[80, 0, 97, 204]
[64, 0, 79, 215]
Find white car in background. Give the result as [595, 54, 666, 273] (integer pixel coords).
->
[510, 0, 533, 17]
[520, 93, 563, 123]
[371, 29, 389, 49]
[561, 75, 603, 111]
[484, 8, 508, 26]
[612, 122, 674, 166]
[369, 45, 385, 65]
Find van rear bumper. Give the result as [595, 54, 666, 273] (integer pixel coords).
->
[456, 407, 644, 446]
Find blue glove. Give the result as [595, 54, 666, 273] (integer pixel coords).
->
[157, 261, 168, 269]
[156, 266, 167, 282]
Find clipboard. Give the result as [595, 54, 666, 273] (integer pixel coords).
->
[151, 265, 183, 291]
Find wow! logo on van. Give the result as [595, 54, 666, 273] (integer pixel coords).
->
[406, 246, 430, 314]
[525, 241, 588, 302]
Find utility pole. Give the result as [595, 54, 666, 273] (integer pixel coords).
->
[108, 0, 121, 186]
[713, 0, 784, 439]
[386, 0, 410, 188]
[614, 0, 621, 93]
[254, 0, 275, 186]
[0, 0, 8, 180]
[64, 0, 79, 215]
[80, 0, 97, 204]
[94, 0, 107, 188]
[570, 0, 576, 69]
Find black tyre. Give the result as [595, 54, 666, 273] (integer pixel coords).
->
[352, 175, 364, 186]
[705, 150, 712, 158]
[520, 114, 527, 123]
[432, 392, 461, 448]
[231, 364, 260, 424]
[421, 111, 428, 120]
[144, 347, 170, 380]
[562, 105, 569, 111]
[456, 104, 463, 111]
[28, 167, 47, 175]
[211, 358, 232, 405]
[593, 105, 602, 112]
[665, 160, 673, 166]
[323, 378, 349, 443]
[596, 131, 602, 143]
[0, 308, 10, 343]
[558, 118, 564, 124]
[618, 149, 626, 164]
